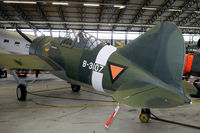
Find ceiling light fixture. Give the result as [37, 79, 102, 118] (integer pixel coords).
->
[3, 1, 36, 4]
[83, 3, 99, 7]
[194, 11, 200, 14]
[168, 9, 182, 12]
[114, 5, 125, 9]
[142, 7, 157, 10]
[52, 2, 69, 5]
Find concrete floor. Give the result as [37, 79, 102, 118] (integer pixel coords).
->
[0, 74, 200, 133]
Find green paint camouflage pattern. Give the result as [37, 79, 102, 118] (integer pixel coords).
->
[0, 22, 191, 108]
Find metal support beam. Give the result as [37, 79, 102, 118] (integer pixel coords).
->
[0, 2, 18, 29]
[125, 31, 128, 45]
[10, 70, 26, 85]
[178, 12, 199, 26]
[166, 0, 196, 22]
[147, 0, 175, 25]
[111, 30, 113, 45]
[36, 3, 52, 36]
[80, 6, 84, 31]
[172, 0, 199, 34]
[196, 0, 199, 9]
[112, 0, 129, 30]
[12, 4, 38, 31]
[127, 0, 152, 31]
[76, 0, 85, 31]
[2, 25, 199, 34]
[107, 4, 118, 23]
[193, 0, 200, 26]
[189, 18, 200, 34]
[97, 0, 105, 30]
[58, 6, 68, 30]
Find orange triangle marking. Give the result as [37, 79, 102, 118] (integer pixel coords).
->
[110, 65, 124, 80]
[108, 62, 127, 83]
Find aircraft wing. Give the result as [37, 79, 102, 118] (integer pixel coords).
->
[113, 80, 190, 108]
[0, 53, 61, 71]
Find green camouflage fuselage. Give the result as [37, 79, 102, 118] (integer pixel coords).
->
[29, 36, 130, 92]
[29, 22, 191, 108]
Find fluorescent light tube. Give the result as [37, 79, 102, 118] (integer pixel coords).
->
[142, 7, 157, 10]
[52, 2, 68, 5]
[114, 5, 125, 9]
[83, 3, 99, 7]
[3, 1, 36, 4]
[168, 9, 182, 12]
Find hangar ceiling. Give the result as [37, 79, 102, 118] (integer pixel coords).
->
[0, 0, 199, 34]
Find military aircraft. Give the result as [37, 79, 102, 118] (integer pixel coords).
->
[0, 28, 36, 54]
[0, 22, 194, 123]
[0, 29, 37, 78]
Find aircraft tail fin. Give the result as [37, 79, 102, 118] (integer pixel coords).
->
[119, 22, 185, 89]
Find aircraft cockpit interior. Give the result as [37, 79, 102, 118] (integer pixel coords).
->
[72, 32, 103, 50]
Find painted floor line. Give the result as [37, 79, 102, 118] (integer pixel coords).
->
[0, 104, 117, 110]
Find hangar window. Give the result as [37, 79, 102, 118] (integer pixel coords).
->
[15, 42, 20, 46]
[4, 39, 9, 43]
[26, 44, 30, 48]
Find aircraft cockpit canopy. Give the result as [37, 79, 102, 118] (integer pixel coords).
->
[60, 31, 104, 50]
[72, 32, 104, 50]
[60, 30, 78, 46]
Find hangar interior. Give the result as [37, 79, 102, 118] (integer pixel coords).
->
[0, 0, 200, 133]
[0, 0, 199, 45]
